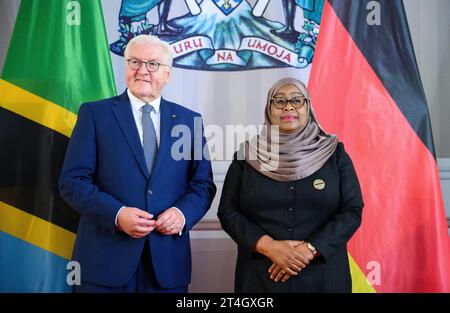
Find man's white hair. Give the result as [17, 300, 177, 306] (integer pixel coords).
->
[124, 35, 173, 66]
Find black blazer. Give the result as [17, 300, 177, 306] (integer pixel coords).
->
[217, 142, 363, 292]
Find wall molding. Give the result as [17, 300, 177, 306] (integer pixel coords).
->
[192, 219, 222, 231]
[438, 158, 450, 180]
[438, 158, 450, 228]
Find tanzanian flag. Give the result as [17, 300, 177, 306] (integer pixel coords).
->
[0, 0, 116, 292]
[309, 0, 450, 292]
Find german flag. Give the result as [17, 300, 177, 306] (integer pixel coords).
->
[0, 0, 116, 292]
[309, 0, 450, 292]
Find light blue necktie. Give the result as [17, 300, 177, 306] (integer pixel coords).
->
[142, 104, 157, 174]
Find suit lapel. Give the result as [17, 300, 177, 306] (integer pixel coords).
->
[111, 91, 149, 179]
[151, 98, 176, 180]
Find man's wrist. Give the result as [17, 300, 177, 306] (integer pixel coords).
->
[115, 206, 126, 228]
[172, 207, 185, 235]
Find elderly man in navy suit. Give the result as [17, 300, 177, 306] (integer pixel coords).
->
[59, 35, 216, 292]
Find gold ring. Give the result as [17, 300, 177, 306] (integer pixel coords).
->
[280, 270, 286, 274]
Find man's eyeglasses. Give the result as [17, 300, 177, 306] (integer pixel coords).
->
[271, 97, 306, 109]
[126, 58, 171, 72]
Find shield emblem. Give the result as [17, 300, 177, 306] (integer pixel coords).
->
[212, 0, 244, 15]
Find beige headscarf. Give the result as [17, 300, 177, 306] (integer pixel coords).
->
[243, 77, 338, 181]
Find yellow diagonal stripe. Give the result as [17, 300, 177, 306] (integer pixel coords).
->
[0, 201, 76, 260]
[0, 79, 77, 137]
[349, 253, 377, 293]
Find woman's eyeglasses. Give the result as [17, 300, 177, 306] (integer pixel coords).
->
[271, 97, 306, 109]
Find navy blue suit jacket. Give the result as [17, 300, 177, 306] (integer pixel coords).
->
[59, 91, 216, 288]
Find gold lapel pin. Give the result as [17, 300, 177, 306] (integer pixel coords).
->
[313, 179, 325, 190]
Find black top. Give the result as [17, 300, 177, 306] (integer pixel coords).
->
[217, 142, 363, 292]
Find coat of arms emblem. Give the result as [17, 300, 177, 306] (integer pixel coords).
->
[110, 0, 324, 71]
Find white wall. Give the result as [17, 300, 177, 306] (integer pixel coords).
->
[404, 0, 450, 158]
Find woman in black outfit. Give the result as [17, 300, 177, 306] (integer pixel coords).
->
[218, 77, 364, 292]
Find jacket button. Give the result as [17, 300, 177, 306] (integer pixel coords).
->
[288, 207, 293, 212]
[147, 190, 153, 195]
[288, 186, 294, 192]
[287, 227, 293, 232]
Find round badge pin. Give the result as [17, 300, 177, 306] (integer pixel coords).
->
[313, 179, 325, 190]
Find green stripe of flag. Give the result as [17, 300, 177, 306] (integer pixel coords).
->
[1, 0, 116, 114]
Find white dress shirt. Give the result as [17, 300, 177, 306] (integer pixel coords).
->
[127, 89, 161, 146]
[114, 90, 185, 235]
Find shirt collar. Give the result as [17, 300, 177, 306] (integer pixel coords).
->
[127, 89, 161, 114]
